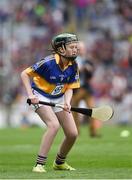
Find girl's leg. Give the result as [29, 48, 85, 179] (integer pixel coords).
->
[36, 106, 60, 157]
[52, 111, 78, 170]
[55, 111, 78, 157]
[33, 105, 60, 172]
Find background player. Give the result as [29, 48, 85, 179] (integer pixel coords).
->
[72, 42, 101, 137]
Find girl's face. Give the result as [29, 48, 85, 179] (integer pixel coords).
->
[65, 42, 79, 57]
[59, 42, 79, 60]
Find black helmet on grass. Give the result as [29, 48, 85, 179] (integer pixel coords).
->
[52, 33, 78, 60]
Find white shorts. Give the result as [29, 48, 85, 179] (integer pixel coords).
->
[32, 90, 64, 113]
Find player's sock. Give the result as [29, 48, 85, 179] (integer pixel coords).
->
[36, 155, 47, 166]
[55, 154, 66, 165]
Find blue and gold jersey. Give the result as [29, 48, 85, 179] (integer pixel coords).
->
[25, 54, 80, 98]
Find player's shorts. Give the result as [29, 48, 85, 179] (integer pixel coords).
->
[32, 89, 64, 113]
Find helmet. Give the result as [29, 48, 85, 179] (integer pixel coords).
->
[51, 33, 78, 53]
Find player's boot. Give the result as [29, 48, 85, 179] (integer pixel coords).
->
[53, 161, 76, 171]
[32, 164, 46, 173]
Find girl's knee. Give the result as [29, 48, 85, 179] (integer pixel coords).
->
[47, 122, 60, 133]
[67, 130, 78, 140]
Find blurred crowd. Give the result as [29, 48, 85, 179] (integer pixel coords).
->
[0, 0, 132, 127]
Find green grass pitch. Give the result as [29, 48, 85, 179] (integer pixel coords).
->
[0, 125, 132, 179]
